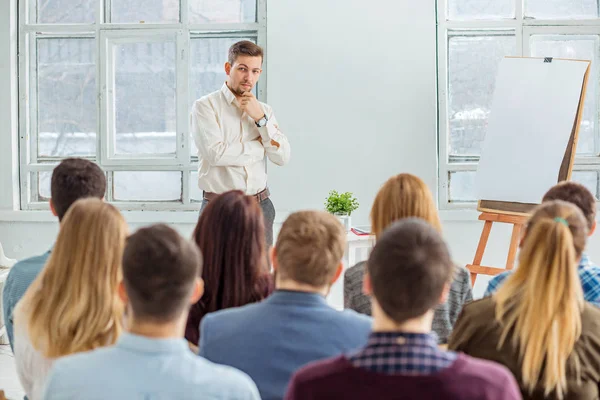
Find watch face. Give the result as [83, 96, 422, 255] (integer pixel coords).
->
[259, 118, 267, 126]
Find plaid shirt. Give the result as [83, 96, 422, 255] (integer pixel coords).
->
[484, 253, 600, 307]
[348, 332, 457, 375]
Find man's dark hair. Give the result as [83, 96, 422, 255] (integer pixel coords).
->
[228, 40, 263, 65]
[50, 158, 106, 221]
[542, 181, 596, 230]
[123, 224, 202, 322]
[367, 218, 454, 324]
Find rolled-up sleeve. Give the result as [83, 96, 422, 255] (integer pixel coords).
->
[257, 107, 291, 166]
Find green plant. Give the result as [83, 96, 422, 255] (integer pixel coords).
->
[324, 190, 359, 216]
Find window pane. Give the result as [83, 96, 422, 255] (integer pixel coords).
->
[36, 38, 96, 158]
[572, 171, 599, 199]
[526, 0, 598, 19]
[114, 40, 176, 156]
[30, 171, 52, 202]
[111, 0, 179, 23]
[190, 0, 256, 23]
[33, 0, 96, 23]
[448, 171, 477, 202]
[189, 37, 256, 157]
[113, 171, 182, 201]
[530, 35, 599, 155]
[448, 34, 516, 157]
[448, 0, 514, 20]
[190, 171, 203, 201]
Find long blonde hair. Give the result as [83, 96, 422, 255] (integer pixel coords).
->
[370, 174, 442, 238]
[22, 198, 127, 358]
[495, 200, 587, 398]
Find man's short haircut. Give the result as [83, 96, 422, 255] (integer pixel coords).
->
[228, 40, 263, 65]
[275, 211, 345, 287]
[50, 158, 106, 221]
[123, 224, 202, 322]
[542, 181, 596, 230]
[368, 218, 454, 324]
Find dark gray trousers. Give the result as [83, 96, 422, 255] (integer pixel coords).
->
[199, 197, 276, 247]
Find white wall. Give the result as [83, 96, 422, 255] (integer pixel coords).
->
[5, 0, 598, 303]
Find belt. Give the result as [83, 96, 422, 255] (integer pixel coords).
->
[203, 188, 270, 203]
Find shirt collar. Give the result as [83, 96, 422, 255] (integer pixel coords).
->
[266, 290, 329, 307]
[117, 332, 189, 354]
[580, 252, 591, 267]
[367, 332, 439, 348]
[220, 82, 237, 105]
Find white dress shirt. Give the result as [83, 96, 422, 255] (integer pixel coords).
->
[13, 299, 55, 400]
[190, 83, 291, 195]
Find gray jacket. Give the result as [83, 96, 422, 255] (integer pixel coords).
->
[343, 262, 473, 344]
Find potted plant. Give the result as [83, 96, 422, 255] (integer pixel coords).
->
[324, 190, 359, 232]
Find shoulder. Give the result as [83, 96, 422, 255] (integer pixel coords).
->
[458, 297, 496, 319]
[51, 347, 115, 376]
[581, 303, 600, 332]
[192, 91, 222, 111]
[289, 355, 350, 387]
[202, 302, 264, 332]
[193, 356, 259, 393]
[6, 253, 48, 285]
[344, 261, 366, 284]
[452, 354, 518, 389]
[452, 265, 471, 283]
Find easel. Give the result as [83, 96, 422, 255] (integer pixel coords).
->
[467, 57, 590, 285]
[467, 212, 527, 285]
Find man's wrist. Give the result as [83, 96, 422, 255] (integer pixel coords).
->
[254, 114, 266, 123]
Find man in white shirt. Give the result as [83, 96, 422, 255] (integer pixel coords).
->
[190, 41, 290, 246]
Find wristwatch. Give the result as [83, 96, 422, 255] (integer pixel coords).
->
[255, 115, 268, 128]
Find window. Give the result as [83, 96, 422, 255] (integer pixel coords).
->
[19, 0, 266, 210]
[438, 0, 600, 208]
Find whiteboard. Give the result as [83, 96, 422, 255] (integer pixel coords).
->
[476, 57, 589, 204]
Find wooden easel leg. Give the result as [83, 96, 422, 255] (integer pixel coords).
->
[471, 221, 493, 285]
[506, 224, 522, 270]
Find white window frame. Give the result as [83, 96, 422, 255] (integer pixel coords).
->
[18, 0, 267, 211]
[437, 0, 600, 210]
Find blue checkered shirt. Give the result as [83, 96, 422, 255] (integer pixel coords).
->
[348, 332, 457, 375]
[484, 253, 600, 307]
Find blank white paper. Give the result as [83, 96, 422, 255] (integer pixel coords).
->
[476, 57, 589, 204]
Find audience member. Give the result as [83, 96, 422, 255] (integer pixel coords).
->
[186, 190, 273, 345]
[199, 211, 372, 400]
[344, 173, 472, 343]
[286, 219, 519, 400]
[2, 158, 106, 350]
[450, 201, 600, 399]
[13, 199, 127, 400]
[42, 224, 260, 400]
[485, 181, 600, 306]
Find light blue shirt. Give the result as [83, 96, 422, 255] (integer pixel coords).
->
[42, 333, 261, 400]
[2, 250, 51, 351]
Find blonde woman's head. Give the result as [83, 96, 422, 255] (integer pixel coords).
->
[370, 174, 441, 238]
[25, 197, 128, 358]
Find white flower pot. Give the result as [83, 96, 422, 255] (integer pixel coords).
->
[335, 214, 352, 232]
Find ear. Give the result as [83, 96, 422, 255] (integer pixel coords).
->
[362, 272, 373, 296]
[117, 281, 128, 304]
[270, 247, 278, 272]
[330, 262, 343, 285]
[589, 220, 596, 237]
[190, 278, 204, 304]
[438, 282, 451, 305]
[224, 62, 232, 76]
[49, 199, 58, 217]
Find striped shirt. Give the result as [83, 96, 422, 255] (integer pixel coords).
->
[484, 253, 600, 306]
[348, 332, 457, 375]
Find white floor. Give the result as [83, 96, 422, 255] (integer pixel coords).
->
[0, 345, 24, 400]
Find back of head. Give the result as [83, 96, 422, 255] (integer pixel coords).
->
[26, 198, 127, 358]
[123, 224, 202, 323]
[370, 174, 442, 238]
[191, 190, 267, 316]
[368, 218, 453, 323]
[543, 181, 596, 231]
[51, 158, 106, 221]
[495, 200, 588, 398]
[275, 211, 345, 288]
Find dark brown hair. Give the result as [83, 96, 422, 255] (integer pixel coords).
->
[275, 211, 345, 287]
[51, 158, 106, 221]
[543, 181, 596, 230]
[123, 224, 202, 323]
[228, 40, 263, 65]
[186, 191, 272, 345]
[368, 218, 453, 323]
